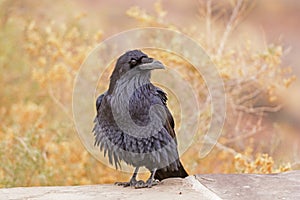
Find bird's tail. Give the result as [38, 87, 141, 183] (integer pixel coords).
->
[154, 160, 188, 181]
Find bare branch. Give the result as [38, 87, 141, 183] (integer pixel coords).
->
[217, 0, 244, 57]
[225, 127, 263, 144]
[236, 89, 262, 105]
[234, 111, 243, 132]
[48, 86, 73, 121]
[234, 104, 283, 114]
[14, 136, 36, 162]
[206, 0, 212, 47]
[203, 135, 251, 162]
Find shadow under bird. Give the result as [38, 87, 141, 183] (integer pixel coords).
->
[93, 50, 188, 188]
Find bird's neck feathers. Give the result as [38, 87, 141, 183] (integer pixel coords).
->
[109, 70, 151, 122]
[108, 70, 121, 95]
[108, 70, 151, 96]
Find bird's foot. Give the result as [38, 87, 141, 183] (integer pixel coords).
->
[115, 179, 159, 189]
[115, 179, 145, 188]
[144, 178, 159, 188]
[115, 181, 131, 187]
[132, 178, 159, 189]
[133, 180, 147, 189]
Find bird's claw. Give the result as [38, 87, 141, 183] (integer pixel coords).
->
[114, 181, 131, 187]
[145, 179, 159, 188]
[134, 180, 146, 189]
[114, 179, 142, 188]
[135, 179, 159, 189]
[115, 179, 159, 189]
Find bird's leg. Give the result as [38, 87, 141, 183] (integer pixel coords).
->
[115, 167, 159, 188]
[144, 168, 159, 188]
[115, 167, 142, 187]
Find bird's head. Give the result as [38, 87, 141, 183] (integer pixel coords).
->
[108, 50, 165, 94]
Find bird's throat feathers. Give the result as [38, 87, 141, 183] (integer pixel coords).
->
[108, 70, 151, 97]
[108, 70, 152, 125]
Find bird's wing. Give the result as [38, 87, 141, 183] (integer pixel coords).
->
[154, 87, 188, 180]
[93, 93, 105, 130]
[155, 87, 177, 140]
[96, 93, 106, 111]
[93, 92, 122, 169]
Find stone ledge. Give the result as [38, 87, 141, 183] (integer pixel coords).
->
[1, 171, 299, 200]
[197, 171, 300, 200]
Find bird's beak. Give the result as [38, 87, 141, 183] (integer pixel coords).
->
[138, 58, 165, 70]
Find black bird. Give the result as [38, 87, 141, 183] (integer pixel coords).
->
[93, 50, 188, 188]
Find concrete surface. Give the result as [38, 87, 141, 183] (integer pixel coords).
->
[197, 171, 300, 200]
[1, 171, 299, 200]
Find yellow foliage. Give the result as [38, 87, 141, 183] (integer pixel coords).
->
[234, 153, 291, 174]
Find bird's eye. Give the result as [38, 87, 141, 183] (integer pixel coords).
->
[129, 59, 137, 67]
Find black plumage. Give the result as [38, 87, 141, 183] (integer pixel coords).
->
[93, 50, 188, 188]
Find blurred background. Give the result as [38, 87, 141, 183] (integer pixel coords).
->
[0, 0, 299, 187]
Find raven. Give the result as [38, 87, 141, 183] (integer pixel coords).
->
[93, 50, 188, 188]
